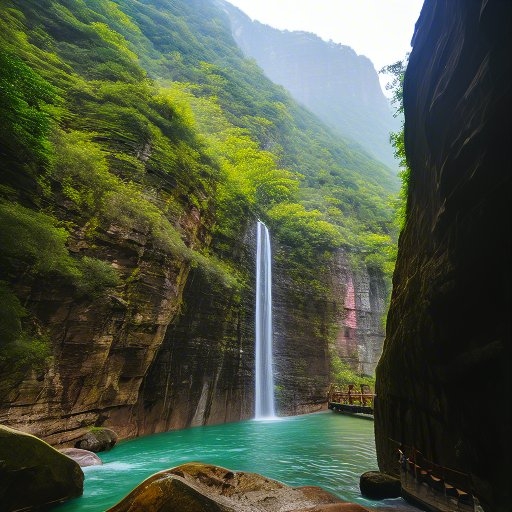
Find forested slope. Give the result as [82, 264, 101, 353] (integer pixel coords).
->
[0, 0, 398, 440]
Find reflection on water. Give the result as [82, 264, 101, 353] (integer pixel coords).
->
[54, 411, 418, 511]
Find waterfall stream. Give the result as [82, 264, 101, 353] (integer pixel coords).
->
[255, 221, 276, 419]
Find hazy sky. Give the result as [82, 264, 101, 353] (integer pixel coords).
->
[225, 0, 425, 94]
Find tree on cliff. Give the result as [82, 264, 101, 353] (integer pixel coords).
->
[380, 55, 410, 229]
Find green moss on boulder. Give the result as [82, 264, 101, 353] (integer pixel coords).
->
[75, 427, 118, 452]
[0, 425, 83, 510]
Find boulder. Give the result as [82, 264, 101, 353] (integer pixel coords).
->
[359, 471, 401, 500]
[60, 447, 103, 467]
[106, 462, 372, 512]
[0, 425, 83, 510]
[75, 427, 118, 452]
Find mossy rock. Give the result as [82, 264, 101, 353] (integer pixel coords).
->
[0, 425, 84, 510]
[75, 427, 118, 452]
[106, 462, 366, 511]
[359, 471, 401, 499]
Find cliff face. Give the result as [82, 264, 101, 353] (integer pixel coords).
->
[0, 215, 366, 444]
[330, 252, 388, 377]
[374, 1, 511, 511]
[221, 1, 400, 170]
[130, 227, 257, 434]
[0, 202, 213, 445]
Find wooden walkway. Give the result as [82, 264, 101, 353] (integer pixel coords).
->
[327, 384, 374, 416]
[396, 444, 483, 512]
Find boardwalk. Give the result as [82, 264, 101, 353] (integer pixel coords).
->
[327, 384, 374, 416]
[397, 444, 483, 512]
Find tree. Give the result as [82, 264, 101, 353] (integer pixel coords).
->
[380, 55, 410, 229]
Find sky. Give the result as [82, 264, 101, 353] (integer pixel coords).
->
[225, 0, 425, 95]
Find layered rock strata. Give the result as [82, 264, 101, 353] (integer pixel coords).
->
[375, 1, 511, 511]
[330, 251, 388, 377]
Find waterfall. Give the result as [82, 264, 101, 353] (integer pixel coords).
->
[255, 221, 276, 419]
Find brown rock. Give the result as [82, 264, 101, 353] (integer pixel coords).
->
[359, 471, 400, 500]
[106, 462, 368, 512]
[75, 427, 118, 452]
[374, 1, 511, 512]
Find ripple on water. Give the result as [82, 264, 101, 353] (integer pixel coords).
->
[54, 412, 419, 512]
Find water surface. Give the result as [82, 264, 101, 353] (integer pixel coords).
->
[54, 411, 415, 511]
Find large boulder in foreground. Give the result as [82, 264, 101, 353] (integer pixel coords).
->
[107, 462, 371, 512]
[0, 425, 83, 511]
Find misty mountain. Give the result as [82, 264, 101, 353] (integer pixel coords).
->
[221, 0, 401, 170]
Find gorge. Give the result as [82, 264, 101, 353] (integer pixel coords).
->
[0, 0, 392, 445]
[0, 0, 510, 511]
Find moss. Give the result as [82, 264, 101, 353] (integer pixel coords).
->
[0, 425, 83, 510]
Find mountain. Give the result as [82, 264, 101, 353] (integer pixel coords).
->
[221, 0, 401, 170]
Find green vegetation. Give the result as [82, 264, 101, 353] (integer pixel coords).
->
[330, 353, 375, 389]
[0, 0, 400, 378]
[380, 55, 410, 230]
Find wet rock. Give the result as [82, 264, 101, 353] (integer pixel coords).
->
[359, 471, 401, 500]
[106, 462, 371, 512]
[75, 427, 118, 452]
[0, 425, 83, 510]
[60, 447, 103, 467]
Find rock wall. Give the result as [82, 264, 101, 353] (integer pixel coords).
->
[0, 208, 388, 445]
[374, 1, 511, 511]
[130, 227, 257, 434]
[331, 252, 388, 377]
[272, 252, 333, 416]
[0, 205, 204, 446]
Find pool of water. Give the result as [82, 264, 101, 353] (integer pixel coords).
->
[53, 411, 416, 511]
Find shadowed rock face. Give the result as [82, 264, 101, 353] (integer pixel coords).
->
[131, 228, 256, 433]
[0, 425, 84, 510]
[374, 1, 511, 511]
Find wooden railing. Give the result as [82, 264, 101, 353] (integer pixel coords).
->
[328, 383, 375, 407]
[392, 440, 479, 511]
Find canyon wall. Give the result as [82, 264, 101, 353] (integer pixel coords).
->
[374, 1, 511, 511]
[330, 252, 388, 377]
[0, 203, 212, 445]
[0, 217, 386, 445]
[0, 0, 390, 449]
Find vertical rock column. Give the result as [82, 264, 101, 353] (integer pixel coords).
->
[374, 1, 511, 511]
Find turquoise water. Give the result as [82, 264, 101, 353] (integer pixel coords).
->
[54, 412, 414, 511]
